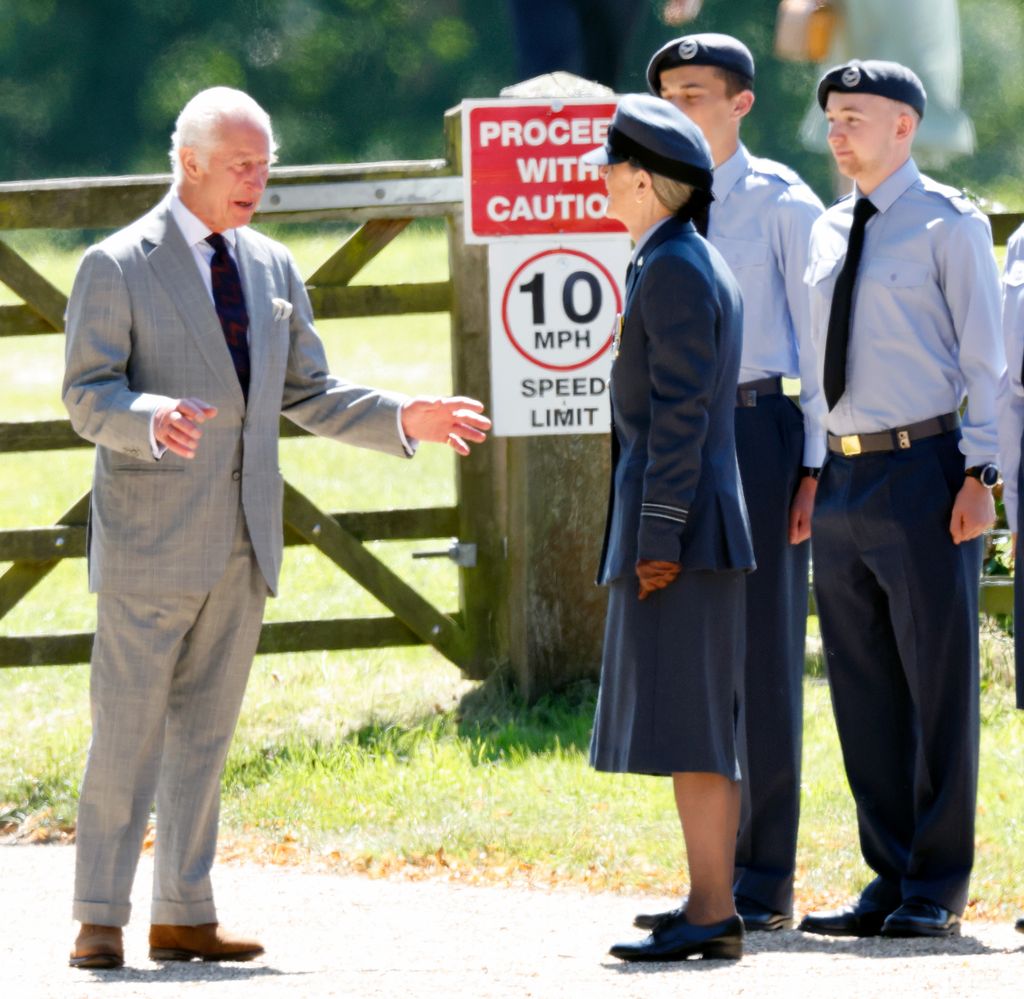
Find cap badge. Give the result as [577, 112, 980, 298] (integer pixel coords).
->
[678, 39, 699, 60]
[841, 66, 862, 87]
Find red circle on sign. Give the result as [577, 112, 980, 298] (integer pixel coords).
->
[501, 247, 622, 372]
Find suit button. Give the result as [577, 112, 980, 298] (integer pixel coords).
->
[232, 470, 241, 481]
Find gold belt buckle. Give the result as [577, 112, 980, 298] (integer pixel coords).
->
[841, 434, 862, 457]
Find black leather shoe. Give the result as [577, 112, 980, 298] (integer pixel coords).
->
[1016, 915, 1024, 934]
[798, 898, 893, 937]
[610, 912, 743, 962]
[735, 896, 794, 932]
[881, 899, 960, 938]
[632, 904, 683, 931]
[633, 896, 791, 933]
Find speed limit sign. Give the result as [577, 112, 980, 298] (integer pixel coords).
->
[488, 237, 631, 436]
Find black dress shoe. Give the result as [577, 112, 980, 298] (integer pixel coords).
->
[633, 896, 791, 933]
[1016, 915, 1024, 934]
[881, 899, 960, 938]
[798, 899, 893, 937]
[610, 912, 744, 962]
[632, 904, 683, 931]
[735, 896, 794, 932]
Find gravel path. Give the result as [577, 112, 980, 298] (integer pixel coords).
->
[4, 844, 1024, 998]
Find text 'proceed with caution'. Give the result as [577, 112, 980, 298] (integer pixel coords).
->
[462, 98, 631, 436]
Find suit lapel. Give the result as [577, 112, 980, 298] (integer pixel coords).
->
[143, 204, 246, 414]
[234, 229, 271, 404]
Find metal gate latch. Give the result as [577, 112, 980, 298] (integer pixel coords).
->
[412, 538, 477, 567]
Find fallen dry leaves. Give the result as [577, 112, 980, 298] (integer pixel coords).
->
[4, 809, 1022, 919]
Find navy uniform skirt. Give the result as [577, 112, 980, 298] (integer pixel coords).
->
[590, 568, 745, 779]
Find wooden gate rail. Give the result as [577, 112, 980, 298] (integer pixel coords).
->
[0, 483, 464, 670]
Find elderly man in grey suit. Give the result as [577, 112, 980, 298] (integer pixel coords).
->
[63, 86, 489, 970]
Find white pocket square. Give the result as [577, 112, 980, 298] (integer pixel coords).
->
[271, 297, 293, 321]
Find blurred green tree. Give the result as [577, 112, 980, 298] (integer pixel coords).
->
[0, 0, 1021, 210]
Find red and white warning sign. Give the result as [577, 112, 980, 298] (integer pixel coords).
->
[488, 238, 631, 436]
[462, 98, 623, 242]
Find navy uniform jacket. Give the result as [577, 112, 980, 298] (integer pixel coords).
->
[598, 215, 755, 583]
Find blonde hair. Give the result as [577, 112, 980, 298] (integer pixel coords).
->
[650, 173, 695, 214]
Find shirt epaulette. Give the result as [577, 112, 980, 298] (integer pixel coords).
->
[918, 176, 977, 216]
[748, 156, 803, 187]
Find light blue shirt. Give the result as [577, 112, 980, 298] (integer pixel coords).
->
[805, 158, 1004, 469]
[710, 144, 827, 466]
[998, 224, 1024, 525]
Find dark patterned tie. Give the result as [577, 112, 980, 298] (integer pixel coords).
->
[206, 232, 250, 400]
[823, 197, 878, 411]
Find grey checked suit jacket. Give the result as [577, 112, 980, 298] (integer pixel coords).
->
[63, 197, 409, 597]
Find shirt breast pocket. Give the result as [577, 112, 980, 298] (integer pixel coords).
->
[863, 257, 929, 289]
[716, 237, 769, 274]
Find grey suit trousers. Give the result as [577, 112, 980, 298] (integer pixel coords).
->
[73, 508, 267, 926]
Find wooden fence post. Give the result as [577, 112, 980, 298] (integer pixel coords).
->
[445, 109, 511, 683]
[445, 79, 612, 700]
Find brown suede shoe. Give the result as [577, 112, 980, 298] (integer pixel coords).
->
[69, 923, 124, 969]
[149, 923, 264, 962]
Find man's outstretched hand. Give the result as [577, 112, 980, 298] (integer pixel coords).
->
[401, 396, 491, 456]
[153, 398, 218, 459]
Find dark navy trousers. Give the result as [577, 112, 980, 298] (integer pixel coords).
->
[812, 431, 981, 914]
[732, 395, 808, 914]
[506, 0, 645, 88]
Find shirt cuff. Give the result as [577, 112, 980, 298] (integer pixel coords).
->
[397, 404, 417, 457]
[148, 411, 167, 460]
[802, 430, 827, 468]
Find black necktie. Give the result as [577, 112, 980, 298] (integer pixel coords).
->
[206, 233, 250, 399]
[823, 197, 878, 411]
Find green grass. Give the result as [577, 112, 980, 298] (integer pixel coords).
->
[2, 228, 1024, 918]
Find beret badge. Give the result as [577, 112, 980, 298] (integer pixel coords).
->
[841, 66, 862, 87]
[678, 38, 699, 60]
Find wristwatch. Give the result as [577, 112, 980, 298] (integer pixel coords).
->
[801, 466, 822, 480]
[965, 463, 1000, 488]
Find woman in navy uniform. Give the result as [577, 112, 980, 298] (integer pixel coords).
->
[582, 94, 755, 962]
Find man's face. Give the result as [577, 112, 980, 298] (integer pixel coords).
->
[181, 116, 271, 232]
[825, 91, 908, 183]
[658, 64, 738, 144]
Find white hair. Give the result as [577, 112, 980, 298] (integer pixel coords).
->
[169, 87, 279, 183]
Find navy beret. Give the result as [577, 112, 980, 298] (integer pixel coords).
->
[646, 33, 755, 95]
[817, 59, 926, 118]
[581, 93, 713, 191]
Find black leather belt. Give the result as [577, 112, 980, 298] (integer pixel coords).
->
[736, 376, 782, 408]
[827, 412, 960, 456]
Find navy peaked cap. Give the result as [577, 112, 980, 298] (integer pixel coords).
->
[817, 59, 926, 118]
[581, 93, 713, 191]
[646, 33, 755, 94]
